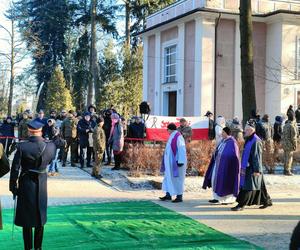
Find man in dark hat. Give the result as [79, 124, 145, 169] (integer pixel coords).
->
[231, 119, 272, 211]
[61, 110, 78, 167]
[77, 111, 96, 168]
[205, 111, 215, 140]
[9, 120, 59, 250]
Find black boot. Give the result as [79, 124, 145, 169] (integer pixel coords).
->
[172, 195, 183, 203]
[159, 192, 171, 201]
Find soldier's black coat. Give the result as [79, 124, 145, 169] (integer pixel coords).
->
[9, 136, 56, 227]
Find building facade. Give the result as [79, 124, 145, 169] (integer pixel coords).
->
[141, 0, 300, 121]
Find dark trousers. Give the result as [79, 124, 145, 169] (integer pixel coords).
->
[23, 226, 44, 250]
[62, 137, 78, 165]
[79, 145, 93, 167]
[103, 141, 113, 163]
[114, 153, 122, 168]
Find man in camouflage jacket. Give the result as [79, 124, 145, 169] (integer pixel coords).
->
[92, 116, 106, 178]
[60, 110, 78, 167]
[18, 112, 31, 140]
[282, 114, 298, 175]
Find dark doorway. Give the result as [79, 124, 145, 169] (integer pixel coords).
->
[168, 91, 177, 116]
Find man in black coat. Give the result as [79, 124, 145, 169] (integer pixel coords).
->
[77, 111, 96, 168]
[9, 120, 57, 250]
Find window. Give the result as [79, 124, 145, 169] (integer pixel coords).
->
[296, 37, 300, 80]
[164, 45, 177, 83]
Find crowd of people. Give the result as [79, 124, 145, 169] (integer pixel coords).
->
[0, 105, 146, 179]
[205, 107, 300, 176]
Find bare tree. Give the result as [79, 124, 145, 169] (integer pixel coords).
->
[0, 3, 28, 116]
[240, 0, 257, 122]
[87, 0, 98, 106]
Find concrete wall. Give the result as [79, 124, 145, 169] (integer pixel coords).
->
[253, 22, 267, 115]
[147, 35, 156, 110]
[265, 21, 282, 120]
[216, 19, 235, 119]
[184, 20, 195, 115]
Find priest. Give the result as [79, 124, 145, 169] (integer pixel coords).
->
[231, 119, 272, 211]
[159, 123, 187, 203]
[203, 127, 240, 204]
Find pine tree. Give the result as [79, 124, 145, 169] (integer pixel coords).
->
[45, 66, 74, 114]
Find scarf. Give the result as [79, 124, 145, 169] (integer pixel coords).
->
[240, 133, 260, 187]
[160, 132, 181, 177]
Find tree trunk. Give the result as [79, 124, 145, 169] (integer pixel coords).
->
[8, 18, 15, 116]
[88, 0, 98, 106]
[125, 1, 131, 46]
[240, 0, 256, 123]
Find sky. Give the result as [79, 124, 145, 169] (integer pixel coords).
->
[0, 0, 125, 110]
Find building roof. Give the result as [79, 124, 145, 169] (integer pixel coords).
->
[141, 0, 300, 35]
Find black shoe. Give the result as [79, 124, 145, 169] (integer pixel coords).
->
[259, 203, 273, 209]
[231, 205, 244, 211]
[111, 166, 120, 171]
[209, 199, 220, 204]
[62, 163, 66, 167]
[284, 170, 294, 176]
[91, 173, 103, 179]
[172, 198, 183, 203]
[71, 163, 76, 167]
[159, 195, 172, 201]
[80, 165, 84, 169]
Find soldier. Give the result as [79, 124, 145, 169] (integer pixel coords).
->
[9, 120, 58, 250]
[177, 118, 192, 142]
[92, 117, 106, 178]
[61, 110, 78, 167]
[260, 114, 275, 174]
[18, 112, 31, 140]
[282, 114, 298, 176]
[229, 117, 244, 143]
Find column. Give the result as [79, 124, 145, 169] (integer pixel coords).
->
[142, 36, 148, 102]
[177, 23, 185, 116]
[154, 32, 161, 115]
[234, 20, 243, 119]
[194, 17, 203, 116]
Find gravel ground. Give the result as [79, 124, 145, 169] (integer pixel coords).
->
[1, 164, 299, 250]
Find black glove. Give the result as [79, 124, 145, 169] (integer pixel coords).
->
[9, 180, 18, 196]
[176, 161, 184, 167]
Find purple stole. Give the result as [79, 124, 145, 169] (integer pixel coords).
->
[240, 134, 260, 187]
[160, 132, 181, 177]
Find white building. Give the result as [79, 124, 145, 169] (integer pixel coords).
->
[141, 0, 300, 120]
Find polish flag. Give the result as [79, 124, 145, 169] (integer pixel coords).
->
[145, 116, 209, 141]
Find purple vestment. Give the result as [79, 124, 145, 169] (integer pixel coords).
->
[202, 136, 240, 197]
[160, 132, 181, 177]
[240, 134, 260, 187]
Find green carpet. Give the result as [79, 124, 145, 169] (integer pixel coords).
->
[0, 201, 261, 249]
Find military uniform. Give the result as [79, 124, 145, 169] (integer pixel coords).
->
[177, 125, 192, 142]
[61, 116, 78, 166]
[9, 121, 57, 250]
[282, 120, 298, 175]
[18, 118, 31, 139]
[260, 121, 274, 173]
[92, 125, 106, 177]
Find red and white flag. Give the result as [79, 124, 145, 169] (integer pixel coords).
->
[145, 116, 209, 141]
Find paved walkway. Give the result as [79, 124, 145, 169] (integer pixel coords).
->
[1, 167, 299, 250]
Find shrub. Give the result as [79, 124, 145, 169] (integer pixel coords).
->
[122, 140, 215, 177]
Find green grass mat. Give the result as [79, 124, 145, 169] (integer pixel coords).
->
[0, 201, 261, 249]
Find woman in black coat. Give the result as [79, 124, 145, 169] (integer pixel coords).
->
[0, 116, 15, 155]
